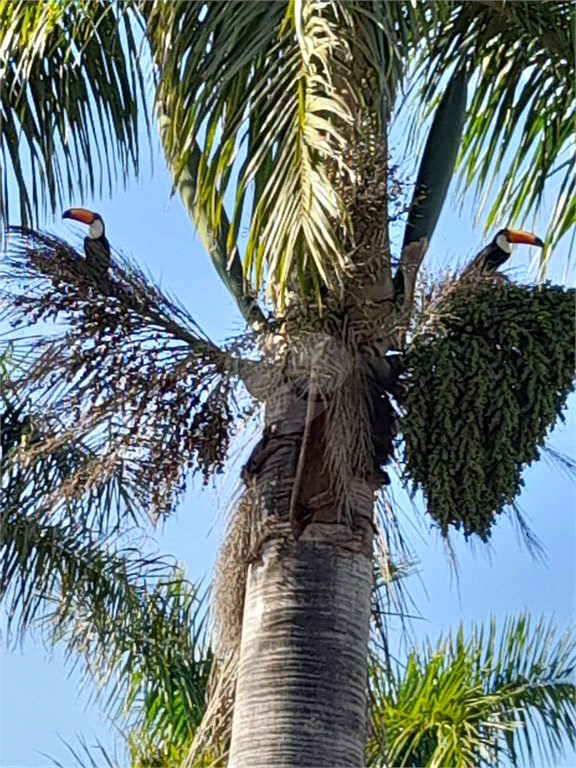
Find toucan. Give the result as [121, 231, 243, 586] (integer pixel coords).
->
[62, 208, 111, 276]
[466, 228, 544, 275]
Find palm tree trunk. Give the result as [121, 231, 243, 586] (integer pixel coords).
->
[228, 388, 376, 767]
[228, 526, 373, 768]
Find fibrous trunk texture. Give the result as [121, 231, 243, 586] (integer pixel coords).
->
[228, 526, 373, 768]
[228, 385, 377, 767]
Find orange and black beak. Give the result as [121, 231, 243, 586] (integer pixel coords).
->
[505, 228, 544, 248]
[62, 208, 96, 225]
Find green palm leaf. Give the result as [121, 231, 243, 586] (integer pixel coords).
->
[4, 0, 571, 301]
[147, 0, 354, 305]
[1, 361, 210, 762]
[368, 613, 576, 768]
[157, 114, 267, 328]
[0, 0, 147, 229]
[145, 0, 439, 305]
[413, 0, 575, 261]
[1, 499, 210, 764]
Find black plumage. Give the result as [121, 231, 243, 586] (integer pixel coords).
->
[471, 238, 511, 273]
[84, 229, 111, 277]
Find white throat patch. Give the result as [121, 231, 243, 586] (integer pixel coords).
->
[88, 218, 104, 239]
[495, 232, 512, 254]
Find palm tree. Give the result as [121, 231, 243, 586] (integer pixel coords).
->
[3, 401, 572, 768]
[133, 611, 576, 768]
[125, 607, 576, 768]
[2, 1, 575, 765]
[368, 614, 576, 768]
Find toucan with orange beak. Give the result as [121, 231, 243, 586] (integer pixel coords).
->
[466, 228, 544, 275]
[62, 208, 111, 276]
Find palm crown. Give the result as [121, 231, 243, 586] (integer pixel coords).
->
[2, 1, 574, 301]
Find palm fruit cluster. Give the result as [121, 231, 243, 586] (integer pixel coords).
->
[401, 277, 575, 540]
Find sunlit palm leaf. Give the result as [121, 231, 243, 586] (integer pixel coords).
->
[413, 0, 575, 261]
[3, 0, 573, 292]
[368, 613, 576, 768]
[1, 497, 156, 642]
[81, 576, 211, 766]
[146, 0, 355, 305]
[157, 114, 267, 328]
[145, 1, 444, 305]
[0, 0, 147, 230]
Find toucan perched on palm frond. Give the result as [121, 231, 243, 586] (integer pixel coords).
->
[464, 228, 544, 275]
[62, 208, 111, 277]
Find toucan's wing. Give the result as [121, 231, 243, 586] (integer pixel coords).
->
[84, 237, 111, 279]
[461, 244, 495, 277]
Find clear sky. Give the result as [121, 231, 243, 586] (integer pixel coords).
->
[1, 108, 575, 768]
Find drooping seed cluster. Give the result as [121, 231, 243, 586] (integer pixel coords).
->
[401, 276, 575, 540]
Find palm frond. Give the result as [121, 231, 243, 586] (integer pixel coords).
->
[2, 227, 245, 521]
[541, 443, 576, 479]
[86, 576, 211, 768]
[0, 0, 147, 230]
[368, 613, 576, 768]
[40, 735, 118, 768]
[157, 114, 267, 329]
[0, 499, 150, 644]
[146, 0, 450, 306]
[475, 613, 576, 768]
[147, 0, 358, 306]
[412, 0, 575, 259]
[1, 362, 212, 765]
[2, 360, 147, 539]
[342, 1, 447, 124]
[0, 495, 211, 764]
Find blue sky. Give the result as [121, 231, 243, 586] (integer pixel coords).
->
[1, 105, 575, 768]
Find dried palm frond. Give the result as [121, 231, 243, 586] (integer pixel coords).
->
[2, 227, 249, 521]
[210, 487, 257, 656]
